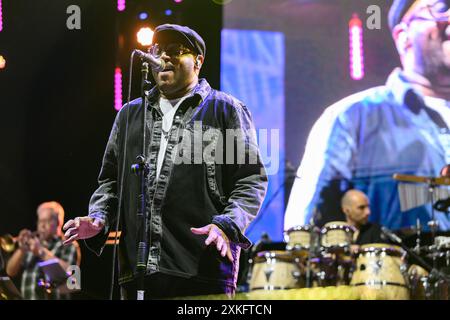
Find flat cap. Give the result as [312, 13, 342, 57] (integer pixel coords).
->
[153, 24, 206, 57]
[388, 0, 417, 30]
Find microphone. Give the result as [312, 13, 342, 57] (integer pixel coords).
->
[381, 226, 403, 244]
[133, 50, 165, 72]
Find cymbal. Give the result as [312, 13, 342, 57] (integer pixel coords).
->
[393, 174, 450, 186]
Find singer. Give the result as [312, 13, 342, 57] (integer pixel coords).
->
[63, 24, 267, 299]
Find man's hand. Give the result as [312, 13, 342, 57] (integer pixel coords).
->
[62, 216, 104, 245]
[28, 236, 41, 257]
[191, 224, 234, 262]
[17, 229, 32, 252]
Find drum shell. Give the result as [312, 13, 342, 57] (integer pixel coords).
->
[286, 225, 318, 252]
[351, 243, 409, 300]
[320, 221, 355, 252]
[249, 251, 301, 291]
[317, 251, 355, 287]
[408, 264, 450, 300]
[408, 264, 429, 300]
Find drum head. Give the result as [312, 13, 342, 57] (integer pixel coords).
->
[324, 221, 351, 227]
[254, 250, 295, 263]
[322, 221, 355, 232]
[358, 243, 405, 257]
[286, 225, 312, 233]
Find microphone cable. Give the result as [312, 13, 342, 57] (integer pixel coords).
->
[108, 50, 136, 300]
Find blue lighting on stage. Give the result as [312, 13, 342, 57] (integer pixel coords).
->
[138, 12, 148, 20]
[221, 29, 286, 242]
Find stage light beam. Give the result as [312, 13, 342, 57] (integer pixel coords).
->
[114, 67, 123, 111]
[117, 0, 125, 12]
[0, 0, 3, 32]
[349, 14, 364, 80]
[137, 27, 154, 47]
[139, 12, 148, 20]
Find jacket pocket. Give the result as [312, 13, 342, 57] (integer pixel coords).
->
[205, 162, 228, 209]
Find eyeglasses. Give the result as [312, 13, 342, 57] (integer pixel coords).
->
[150, 43, 195, 58]
[404, 0, 450, 24]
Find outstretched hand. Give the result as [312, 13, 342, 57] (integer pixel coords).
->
[62, 216, 104, 245]
[191, 224, 234, 263]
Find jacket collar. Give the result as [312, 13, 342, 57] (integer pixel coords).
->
[146, 78, 211, 107]
[386, 68, 425, 114]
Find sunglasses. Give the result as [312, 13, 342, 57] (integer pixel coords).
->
[150, 43, 195, 58]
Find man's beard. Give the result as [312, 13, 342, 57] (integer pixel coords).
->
[416, 38, 450, 82]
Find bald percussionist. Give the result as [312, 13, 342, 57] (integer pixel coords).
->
[341, 190, 384, 246]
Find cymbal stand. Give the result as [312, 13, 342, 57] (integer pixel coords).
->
[414, 218, 422, 254]
[426, 179, 439, 269]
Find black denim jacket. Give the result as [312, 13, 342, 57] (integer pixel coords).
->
[85, 79, 268, 287]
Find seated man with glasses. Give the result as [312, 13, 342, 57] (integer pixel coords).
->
[63, 24, 267, 299]
[285, 0, 450, 234]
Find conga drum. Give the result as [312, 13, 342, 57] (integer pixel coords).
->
[351, 243, 409, 300]
[408, 264, 429, 300]
[320, 221, 355, 253]
[286, 225, 319, 257]
[249, 250, 302, 291]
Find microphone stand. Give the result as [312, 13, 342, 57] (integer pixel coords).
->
[305, 211, 319, 288]
[305, 226, 314, 288]
[403, 243, 449, 299]
[381, 228, 450, 299]
[0, 250, 6, 276]
[131, 62, 150, 300]
[426, 180, 439, 270]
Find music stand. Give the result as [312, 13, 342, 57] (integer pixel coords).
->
[37, 258, 72, 294]
[0, 276, 23, 300]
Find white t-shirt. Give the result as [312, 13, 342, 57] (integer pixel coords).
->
[156, 94, 190, 179]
